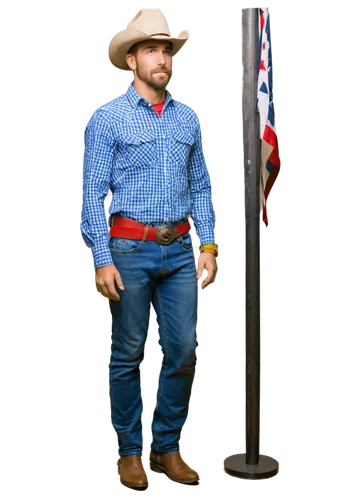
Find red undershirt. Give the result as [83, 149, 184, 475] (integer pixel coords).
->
[152, 100, 165, 116]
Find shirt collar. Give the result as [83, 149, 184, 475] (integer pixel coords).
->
[126, 80, 174, 110]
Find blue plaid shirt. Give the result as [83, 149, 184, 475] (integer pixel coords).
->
[80, 80, 216, 269]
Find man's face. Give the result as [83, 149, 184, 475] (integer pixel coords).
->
[127, 40, 173, 90]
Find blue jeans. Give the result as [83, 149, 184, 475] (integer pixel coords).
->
[108, 228, 198, 458]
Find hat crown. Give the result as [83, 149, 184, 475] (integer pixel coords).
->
[127, 8, 171, 36]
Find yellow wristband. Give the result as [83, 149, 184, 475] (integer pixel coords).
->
[200, 243, 218, 251]
[199, 243, 218, 257]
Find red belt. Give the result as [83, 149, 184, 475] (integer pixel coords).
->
[109, 215, 191, 245]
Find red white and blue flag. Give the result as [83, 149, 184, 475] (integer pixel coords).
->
[257, 7, 280, 226]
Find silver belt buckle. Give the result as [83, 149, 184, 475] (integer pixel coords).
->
[155, 225, 178, 245]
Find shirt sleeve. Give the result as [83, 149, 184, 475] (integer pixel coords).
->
[80, 109, 116, 269]
[188, 117, 216, 245]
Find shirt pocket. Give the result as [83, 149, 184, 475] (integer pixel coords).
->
[170, 129, 195, 165]
[122, 129, 157, 167]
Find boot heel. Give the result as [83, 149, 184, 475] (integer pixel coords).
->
[150, 462, 163, 473]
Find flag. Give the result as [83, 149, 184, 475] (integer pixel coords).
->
[257, 7, 280, 226]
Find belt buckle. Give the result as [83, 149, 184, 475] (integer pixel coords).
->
[156, 225, 178, 245]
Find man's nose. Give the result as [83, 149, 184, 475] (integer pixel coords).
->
[156, 51, 166, 65]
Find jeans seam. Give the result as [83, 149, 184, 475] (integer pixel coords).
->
[153, 286, 169, 453]
[106, 324, 115, 429]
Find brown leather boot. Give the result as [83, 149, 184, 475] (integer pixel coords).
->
[117, 456, 148, 490]
[149, 450, 199, 484]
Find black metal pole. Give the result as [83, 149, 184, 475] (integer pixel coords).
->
[243, 5, 261, 467]
[223, 7, 279, 480]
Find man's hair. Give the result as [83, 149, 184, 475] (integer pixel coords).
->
[127, 41, 141, 56]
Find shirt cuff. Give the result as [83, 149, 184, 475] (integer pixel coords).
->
[90, 238, 113, 270]
[197, 227, 216, 246]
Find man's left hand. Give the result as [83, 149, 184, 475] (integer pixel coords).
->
[197, 253, 218, 289]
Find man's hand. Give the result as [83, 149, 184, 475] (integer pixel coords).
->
[95, 264, 124, 301]
[197, 253, 218, 289]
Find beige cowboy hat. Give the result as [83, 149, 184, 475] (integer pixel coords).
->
[108, 8, 189, 71]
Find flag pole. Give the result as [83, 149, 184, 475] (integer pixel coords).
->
[223, 7, 279, 479]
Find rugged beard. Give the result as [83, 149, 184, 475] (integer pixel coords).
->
[136, 66, 172, 90]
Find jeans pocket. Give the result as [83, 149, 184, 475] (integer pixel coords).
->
[178, 231, 193, 250]
[109, 237, 143, 255]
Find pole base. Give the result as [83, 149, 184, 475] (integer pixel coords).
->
[224, 453, 279, 479]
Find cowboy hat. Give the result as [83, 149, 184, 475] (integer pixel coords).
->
[108, 8, 189, 70]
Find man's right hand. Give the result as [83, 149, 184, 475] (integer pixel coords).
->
[95, 264, 124, 301]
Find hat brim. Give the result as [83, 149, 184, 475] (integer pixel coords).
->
[108, 28, 189, 70]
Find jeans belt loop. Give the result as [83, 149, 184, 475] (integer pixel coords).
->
[143, 226, 150, 242]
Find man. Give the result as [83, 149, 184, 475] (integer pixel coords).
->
[80, 8, 218, 490]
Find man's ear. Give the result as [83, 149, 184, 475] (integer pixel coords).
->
[126, 53, 136, 71]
